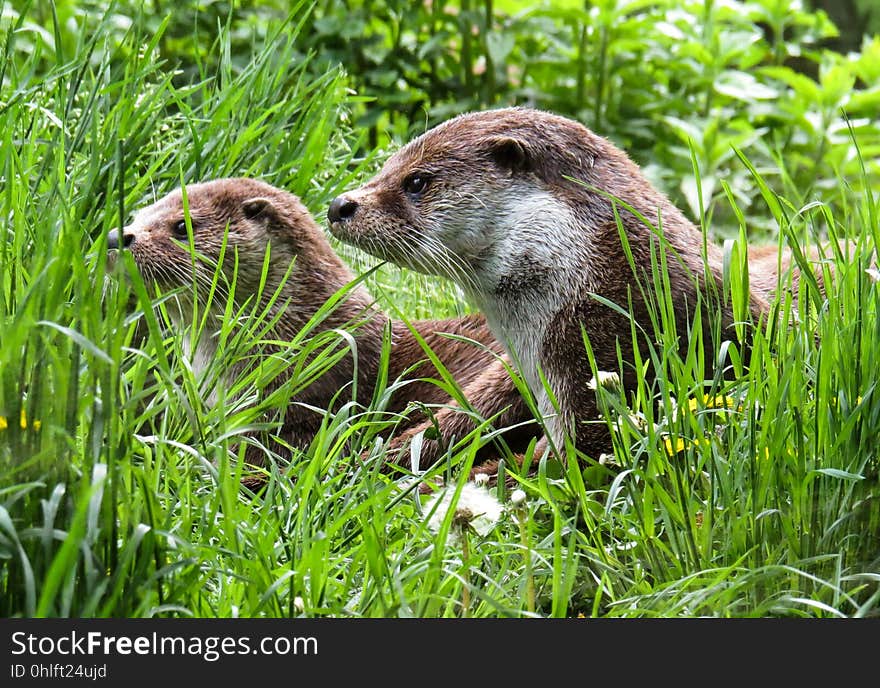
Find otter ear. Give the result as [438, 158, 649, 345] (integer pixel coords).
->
[487, 136, 533, 172]
[242, 197, 276, 221]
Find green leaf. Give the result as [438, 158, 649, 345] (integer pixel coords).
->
[760, 65, 822, 102]
[715, 70, 779, 101]
[812, 468, 864, 482]
[486, 33, 515, 65]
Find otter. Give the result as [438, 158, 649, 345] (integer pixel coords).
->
[328, 107, 775, 462]
[108, 178, 539, 478]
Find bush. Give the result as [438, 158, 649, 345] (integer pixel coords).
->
[8, 1, 876, 236]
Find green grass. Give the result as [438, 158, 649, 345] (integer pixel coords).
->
[1, 6, 878, 619]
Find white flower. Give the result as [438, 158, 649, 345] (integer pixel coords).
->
[587, 371, 621, 390]
[424, 482, 503, 537]
[615, 412, 648, 433]
[866, 267, 880, 283]
[293, 596, 305, 613]
[473, 472, 490, 487]
[598, 453, 620, 468]
[510, 489, 527, 507]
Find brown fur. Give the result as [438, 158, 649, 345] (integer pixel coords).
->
[111, 178, 539, 480]
[329, 108, 784, 466]
[747, 242, 826, 307]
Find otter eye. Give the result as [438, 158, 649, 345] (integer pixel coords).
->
[172, 220, 190, 238]
[403, 174, 430, 196]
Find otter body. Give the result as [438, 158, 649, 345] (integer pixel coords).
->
[110, 178, 537, 471]
[329, 108, 771, 459]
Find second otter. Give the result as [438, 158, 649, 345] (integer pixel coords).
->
[109, 178, 537, 473]
[329, 107, 773, 459]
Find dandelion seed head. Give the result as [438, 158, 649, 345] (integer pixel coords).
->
[424, 482, 503, 537]
[616, 412, 647, 433]
[587, 371, 621, 391]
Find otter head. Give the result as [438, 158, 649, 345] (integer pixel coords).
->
[110, 178, 346, 309]
[327, 107, 613, 300]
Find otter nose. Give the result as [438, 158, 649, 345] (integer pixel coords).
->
[107, 228, 134, 250]
[328, 195, 359, 224]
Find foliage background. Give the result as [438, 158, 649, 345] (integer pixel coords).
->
[7, 0, 880, 233]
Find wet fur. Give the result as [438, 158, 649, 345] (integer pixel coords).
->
[330, 107, 816, 464]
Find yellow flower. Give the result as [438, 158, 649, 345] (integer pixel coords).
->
[664, 436, 687, 455]
[688, 395, 740, 412]
[20, 409, 41, 430]
[0, 410, 41, 432]
[663, 435, 710, 456]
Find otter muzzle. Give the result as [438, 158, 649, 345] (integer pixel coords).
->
[107, 228, 134, 250]
[328, 195, 359, 225]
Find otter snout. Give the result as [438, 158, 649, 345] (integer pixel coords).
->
[107, 228, 134, 250]
[327, 195, 359, 225]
